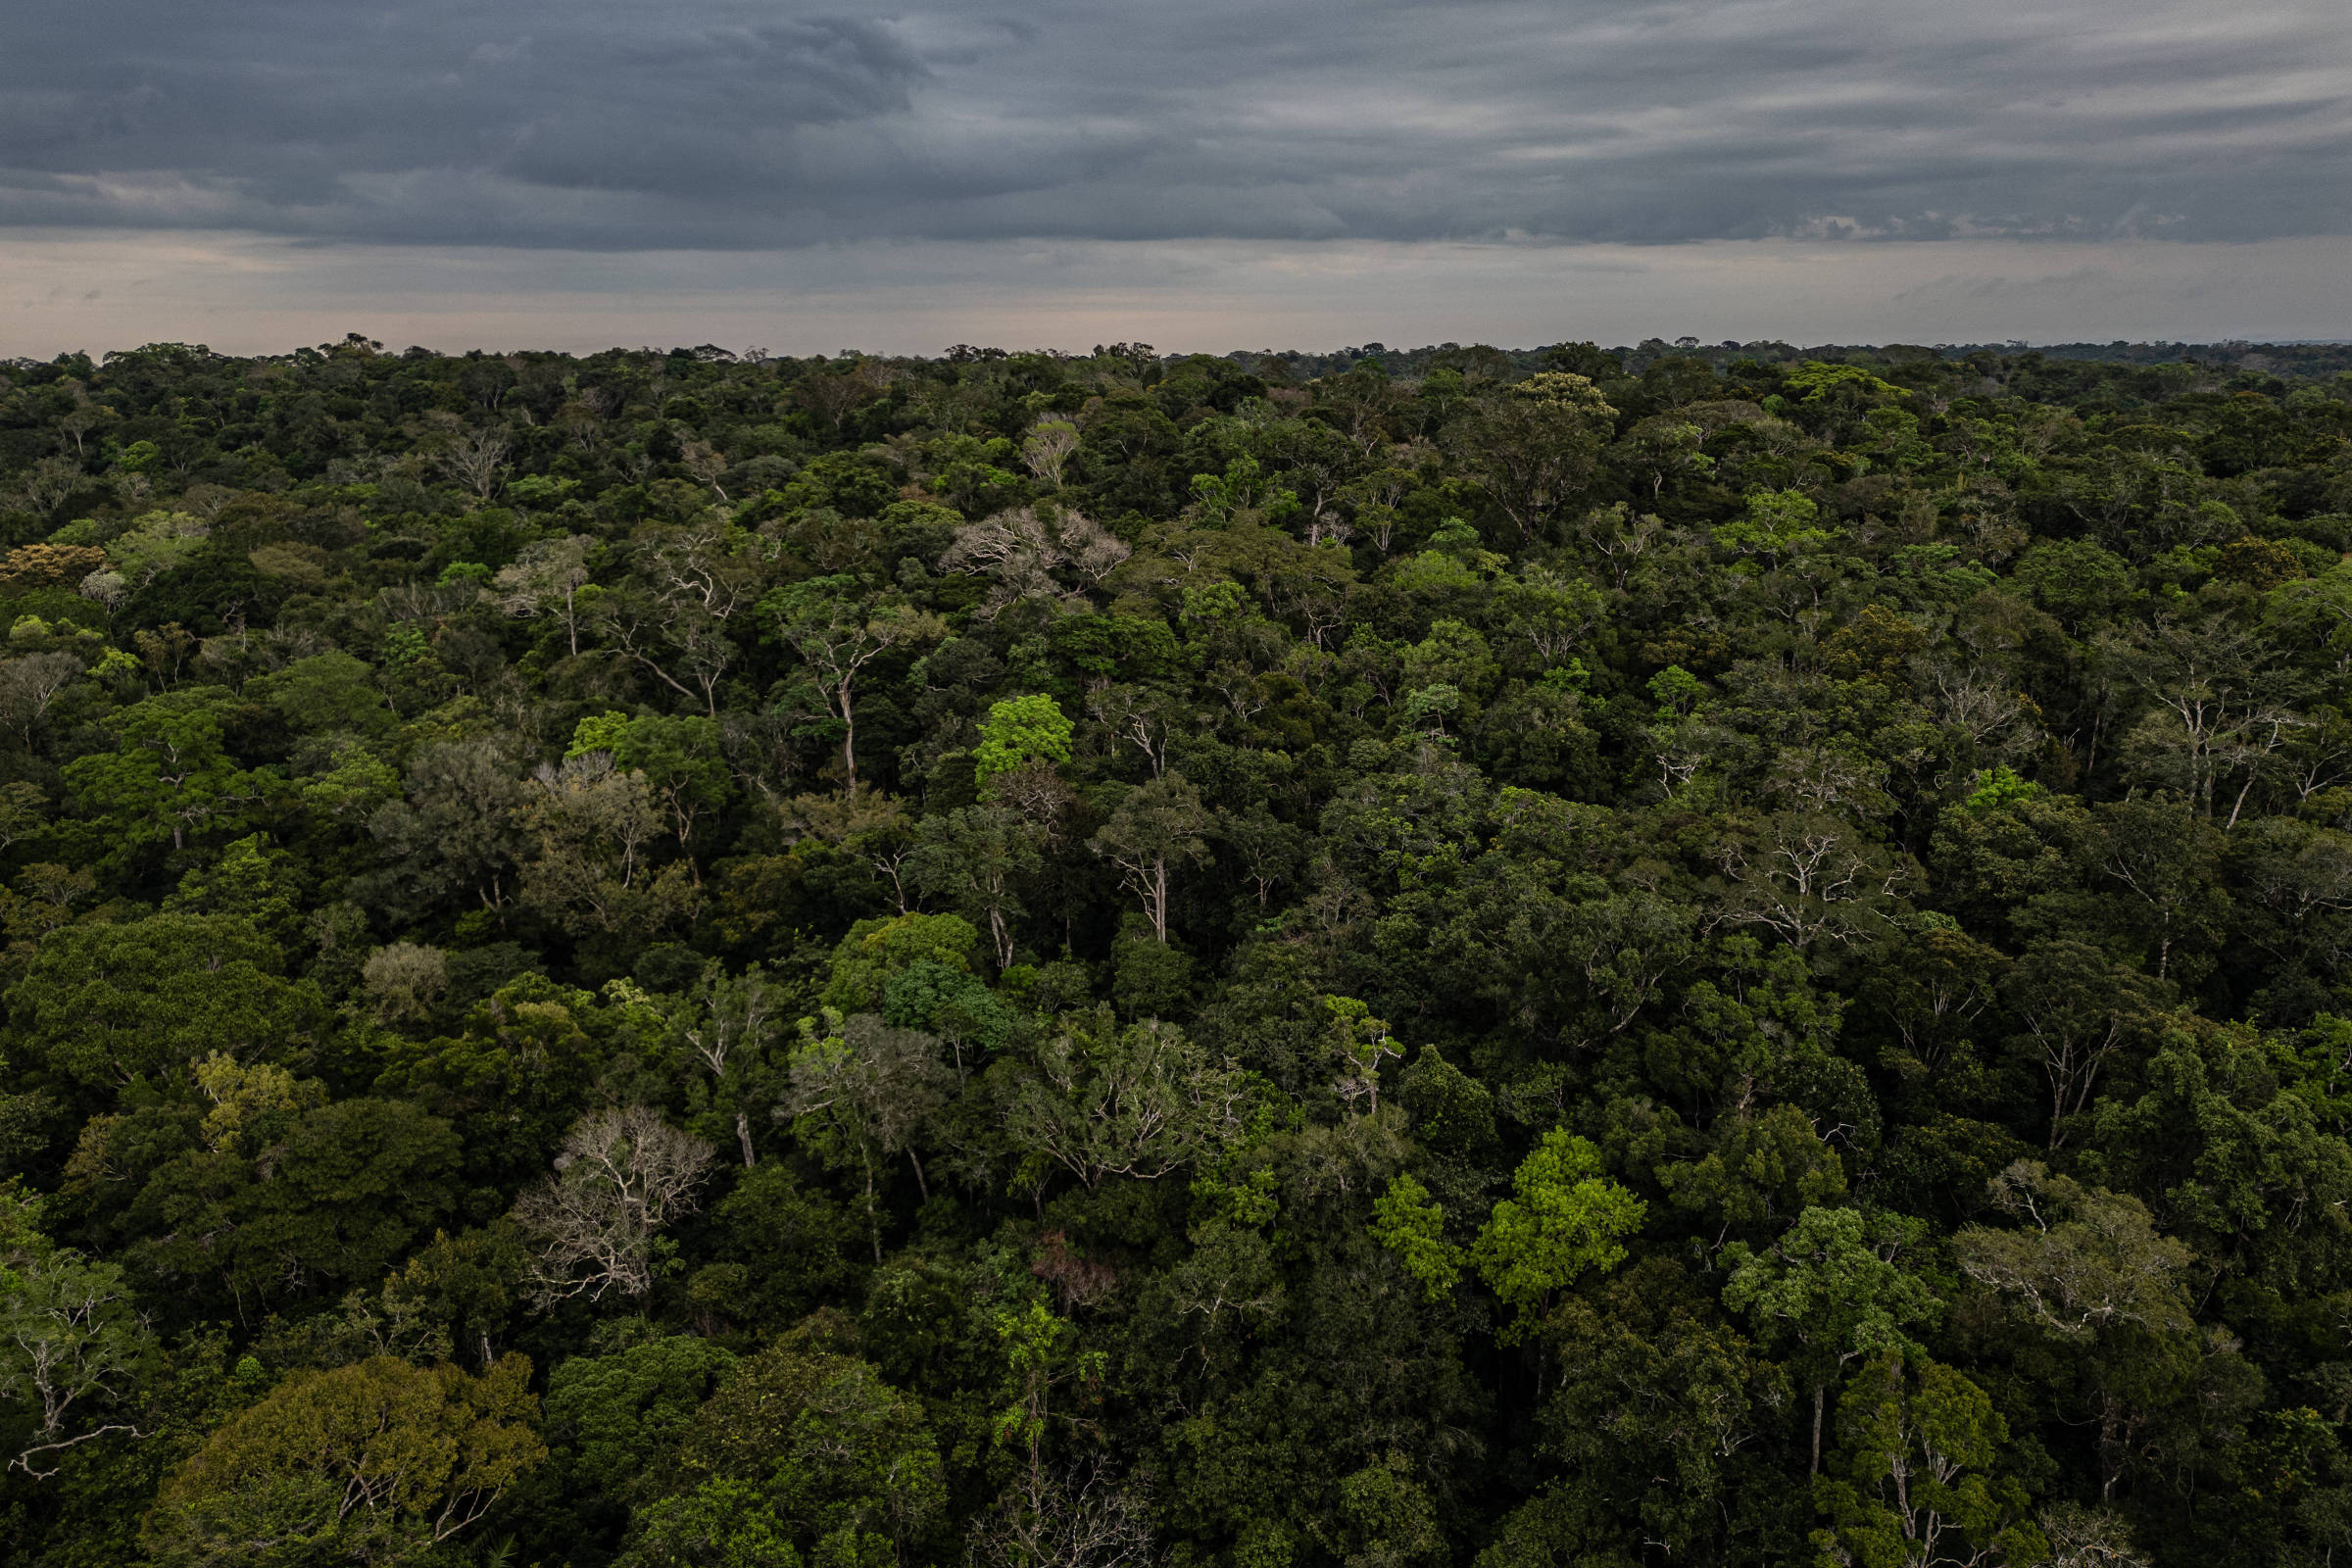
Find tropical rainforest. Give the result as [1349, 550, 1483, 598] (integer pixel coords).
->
[3, 331, 2352, 1568]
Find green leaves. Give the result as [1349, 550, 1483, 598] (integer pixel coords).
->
[665, 1338, 944, 1565]
[1810, 1353, 2041, 1568]
[819, 912, 982, 1013]
[1322, 995, 1398, 1113]
[906, 807, 1044, 972]
[143, 1353, 545, 1566]
[563, 711, 732, 848]
[1446, 374, 1616, 544]
[1371, 1174, 1460, 1301]
[568, 710, 633, 759]
[61, 691, 270, 860]
[545, 1332, 737, 1503]
[1961, 763, 2045, 812]
[1784, 361, 1911, 405]
[0, 1187, 157, 1479]
[1472, 1131, 1644, 1338]
[972, 694, 1075, 790]
[626, 1478, 808, 1568]
[1952, 1160, 2194, 1345]
[1088, 773, 1215, 944]
[1000, 1009, 1249, 1191]
[1711, 488, 1838, 565]
[1720, 1206, 1940, 1379]
[991, 1298, 1103, 1464]
[128, 1097, 465, 1312]
[24, 334, 2352, 1568]
[1657, 1103, 1848, 1240]
[763, 575, 947, 798]
[9, 913, 324, 1098]
[1395, 1046, 1495, 1154]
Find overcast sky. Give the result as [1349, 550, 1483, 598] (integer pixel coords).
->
[3, 0, 2348, 354]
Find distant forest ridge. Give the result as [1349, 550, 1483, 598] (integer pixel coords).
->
[1222, 339, 2352, 382]
[18, 336, 2352, 383]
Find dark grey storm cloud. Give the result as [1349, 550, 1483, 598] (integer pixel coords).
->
[1, 0, 2347, 249]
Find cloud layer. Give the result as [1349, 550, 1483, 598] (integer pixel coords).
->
[4, 0, 2348, 251]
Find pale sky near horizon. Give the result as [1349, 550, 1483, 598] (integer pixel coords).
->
[3, 0, 2348, 357]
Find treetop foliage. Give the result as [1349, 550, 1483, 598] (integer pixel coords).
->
[1, 332, 2351, 1565]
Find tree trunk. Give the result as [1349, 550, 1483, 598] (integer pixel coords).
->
[2098, 1392, 2125, 1500]
[840, 676, 858, 798]
[861, 1159, 881, 1263]
[2228, 769, 2258, 829]
[735, 1109, 757, 1167]
[1812, 1383, 1826, 1475]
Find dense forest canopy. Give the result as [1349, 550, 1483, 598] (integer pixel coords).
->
[2, 331, 2352, 1567]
